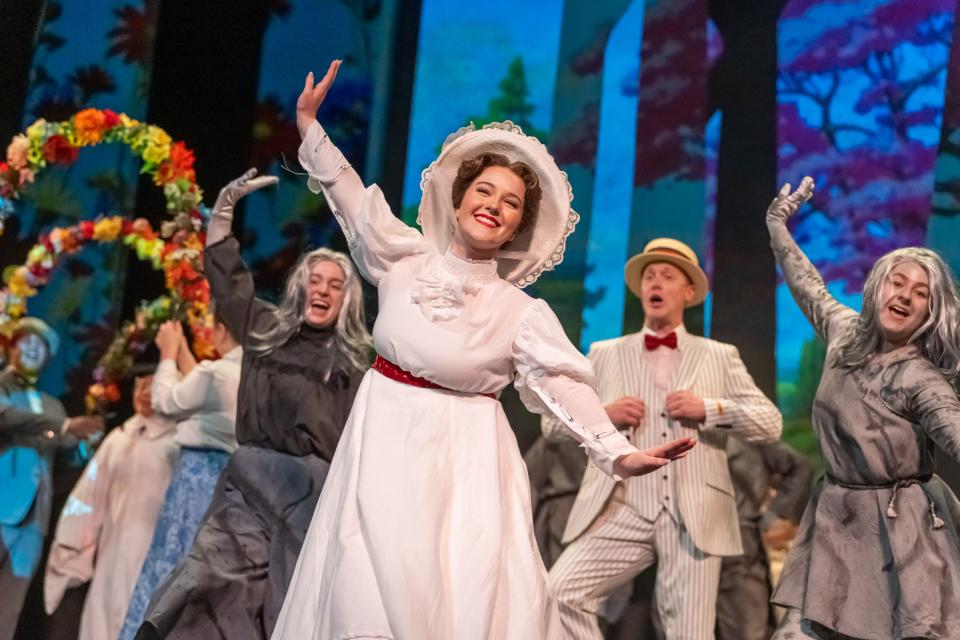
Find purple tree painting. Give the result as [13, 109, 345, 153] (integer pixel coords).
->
[778, 0, 954, 291]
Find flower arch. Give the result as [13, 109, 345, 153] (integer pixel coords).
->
[0, 108, 214, 409]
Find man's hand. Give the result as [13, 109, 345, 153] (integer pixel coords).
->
[604, 396, 646, 429]
[612, 437, 697, 478]
[665, 391, 706, 423]
[65, 415, 104, 439]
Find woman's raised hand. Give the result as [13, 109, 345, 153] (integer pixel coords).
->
[612, 436, 697, 478]
[212, 168, 279, 217]
[296, 60, 342, 139]
[766, 176, 814, 227]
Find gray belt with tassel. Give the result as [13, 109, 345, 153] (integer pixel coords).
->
[826, 473, 944, 530]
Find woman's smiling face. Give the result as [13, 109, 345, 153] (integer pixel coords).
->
[450, 166, 527, 258]
[877, 260, 930, 349]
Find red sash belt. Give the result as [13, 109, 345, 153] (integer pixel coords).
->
[372, 355, 495, 399]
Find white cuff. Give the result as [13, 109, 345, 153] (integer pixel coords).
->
[702, 397, 733, 431]
[581, 428, 638, 480]
[298, 121, 351, 192]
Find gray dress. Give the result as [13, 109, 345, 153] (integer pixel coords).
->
[769, 222, 960, 639]
[134, 238, 363, 640]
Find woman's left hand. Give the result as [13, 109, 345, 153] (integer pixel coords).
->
[212, 168, 279, 218]
[613, 436, 697, 478]
[766, 176, 814, 227]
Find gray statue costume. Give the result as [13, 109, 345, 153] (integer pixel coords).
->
[768, 222, 960, 639]
[0, 369, 69, 640]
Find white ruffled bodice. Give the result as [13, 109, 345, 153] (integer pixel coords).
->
[298, 121, 637, 477]
[409, 252, 499, 322]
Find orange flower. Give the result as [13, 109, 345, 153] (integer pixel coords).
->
[153, 141, 196, 185]
[163, 258, 199, 290]
[170, 141, 195, 174]
[181, 232, 204, 252]
[104, 382, 121, 403]
[72, 108, 108, 146]
[154, 162, 177, 185]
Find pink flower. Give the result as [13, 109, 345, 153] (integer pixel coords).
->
[6, 135, 29, 170]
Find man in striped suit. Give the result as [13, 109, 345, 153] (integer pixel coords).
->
[546, 238, 782, 640]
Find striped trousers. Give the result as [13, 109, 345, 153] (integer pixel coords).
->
[549, 487, 722, 640]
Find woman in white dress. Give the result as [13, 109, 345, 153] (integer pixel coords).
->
[272, 60, 696, 640]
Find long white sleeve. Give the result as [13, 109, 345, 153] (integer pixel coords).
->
[513, 300, 637, 479]
[151, 359, 215, 419]
[298, 121, 370, 243]
[44, 433, 115, 613]
[297, 121, 429, 285]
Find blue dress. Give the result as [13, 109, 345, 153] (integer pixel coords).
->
[118, 447, 229, 640]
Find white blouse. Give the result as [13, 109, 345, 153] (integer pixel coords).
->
[151, 347, 242, 453]
[299, 121, 638, 477]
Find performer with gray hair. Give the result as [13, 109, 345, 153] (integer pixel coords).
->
[768, 177, 960, 640]
[133, 170, 369, 640]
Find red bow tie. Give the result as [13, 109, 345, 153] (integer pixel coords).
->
[645, 332, 678, 350]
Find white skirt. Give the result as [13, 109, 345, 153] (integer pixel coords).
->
[272, 369, 564, 639]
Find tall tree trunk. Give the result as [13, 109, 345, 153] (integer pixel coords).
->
[372, 0, 423, 213]
[121, 0, 270, 320]
[708, 0, 786, 400]
[0, 0, 45, 144]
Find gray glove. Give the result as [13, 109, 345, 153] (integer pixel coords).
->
[206, 168, 279, 246]
[766, 176, 815, 227]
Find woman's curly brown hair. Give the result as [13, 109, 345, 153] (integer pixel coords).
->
[451, 152, 541, 235]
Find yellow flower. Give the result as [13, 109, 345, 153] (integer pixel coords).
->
[186, 304, 207, 327]
[8, 267, 36, 298]
[26, 119, 47, 142]
[26, 147, 46, 168]
[142, 143, 169, 164]
[26, 244, 49, 265]
[84, 392, 98, 414]
[92, 217, 123, 241]
[145, 125, 171, 148]
[119, 114, 140, 129]
[7, 299, 26, 319]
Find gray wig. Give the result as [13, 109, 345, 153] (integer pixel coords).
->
[835, 247, 960, 381]
[250, 247, 372, 376]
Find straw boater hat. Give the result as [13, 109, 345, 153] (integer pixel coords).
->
[418, 121, 579, 288]
[624, 238, 709, 307]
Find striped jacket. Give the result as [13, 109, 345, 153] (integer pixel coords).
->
[543, 330, 782, 556]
